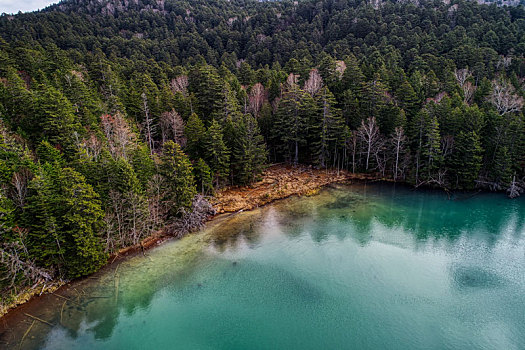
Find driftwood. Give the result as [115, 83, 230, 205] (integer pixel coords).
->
[52, 293, 81, 306]
[23, 313, 53, 327]
[60, 301, 66, 324]
[168, 195, 216, 238]
[0, 243, 52, 290]
[19, 320, 35, 349]
[114, 275, 120, 304]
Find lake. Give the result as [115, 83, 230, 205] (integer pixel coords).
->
[1, 183, 524, 350]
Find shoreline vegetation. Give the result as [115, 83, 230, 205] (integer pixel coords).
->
[0, 161, 522, 320]
[0, 164, 375, 319]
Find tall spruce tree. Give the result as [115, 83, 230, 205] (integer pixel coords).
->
[231, 113, 268, 184]
[184, 113, 206, 160]
[311, 87, 344, 168]
[205, 120, 230, 187]
[275, 74, 309, 165]
[23, 166, 107, 278]
[449, 131, 483, 189]
[159, 141, 196, 215]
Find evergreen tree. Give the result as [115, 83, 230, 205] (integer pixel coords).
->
[396, 79, 419, 117]
[184, 113, 206, 160]
[449, 131, 483, 189]
[205, 120, 230, 186]
[188, 64, 222, 122]
[32, 86, 81, 156]
[193, 158, 213, 195]
[231, 114, 268, 184]
[159, 141, 196, 215]
[311, 87, 344, 168]
[275, 74, 309, 165]
[23, 166, 107, 278]
[422, 114, 442, 182]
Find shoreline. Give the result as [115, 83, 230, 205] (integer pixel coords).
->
[4, 163, 509, 319]
[1, 164, 372, 319]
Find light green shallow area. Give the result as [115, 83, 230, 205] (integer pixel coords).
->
[3, 183, 525, 350]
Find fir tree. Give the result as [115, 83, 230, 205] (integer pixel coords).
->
[205, 120, 230, 187]
[275, 74, 309, 165]
[159, 141, 196, 215]
[194, 158, 213, 195]
[23, 166, 107, 278]
[231, 114, 268, 184]
[184, 113, 206, 160]
[311, 87, 344, 168]
[449, 131, 483, 189]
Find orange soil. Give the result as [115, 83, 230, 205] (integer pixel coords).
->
[211, 164, 376, 213]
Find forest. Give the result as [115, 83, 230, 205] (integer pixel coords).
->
[0, 0, 524, 306]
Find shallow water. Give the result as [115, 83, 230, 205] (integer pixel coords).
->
[1, 183, 524, 350]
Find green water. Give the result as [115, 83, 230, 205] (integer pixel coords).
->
[1, 183, 524, 350]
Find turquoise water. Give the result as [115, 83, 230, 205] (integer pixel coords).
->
[1, 183, 524, 350]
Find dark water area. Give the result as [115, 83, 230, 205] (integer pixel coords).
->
[1, 183, 524, 349]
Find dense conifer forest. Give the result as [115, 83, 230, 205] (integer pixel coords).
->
[0, 0, 524, 305]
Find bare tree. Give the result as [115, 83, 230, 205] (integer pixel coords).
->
[453, 68, 477, 104]
[454, 68, 472, 88]
[141, 92, 156, 154]
[248, 82, 266, 117]
[335, 60, 347, 80]
[391, 127, 406, 181]
[507, 175, 523, 198]
[304, 69, 323, 97]
[106, 190, 151, 251]
[81, 133, 103, 161]
[1, 242, 52, 289]
[496, 56, 512, 71]
[147, 174, 167, 229]
[441, 135, 454, 158]
[357, 117, 381, 171]
[286, 73, 299, 90]
[489, 79, 524, 116]
[160, 109, 186, 147]
[101, 112, 135, 159]
[374, 137, 388, 177]
[170, 75, 189, 97]
[168, 195, 216, 238]
[11, 169, 31, 208]
[0, 207, 52, 290]
[425, 91, 448, 105]
[462, 81, 476, 105]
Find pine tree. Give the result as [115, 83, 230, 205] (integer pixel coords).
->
[130, 144, 156, 189]
[23, 166, 107, 278]
[159, 141, 196, 215]
[36, 140, 64, 165]
[184, 113, 206, 160]
[205, 120, 230, 186]
[360, 73, 388, 118]
[211, 81, 243, 123]
[311, 87, 344, 168]
[341, 54, 365, 97]
[188, 64, 222, 122]
[193, 158, 213, 195]
[395, 79, 419, 117]
[490, 145, 513, 188]
[275, 74, 309, 165]
[231, 114, 268, 184]
[421, 114, 442, 182]
[33, 85, 81, 157]
[0, 67, 33, 129]
[449, 131, 483, 189]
